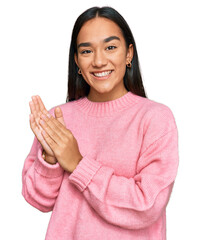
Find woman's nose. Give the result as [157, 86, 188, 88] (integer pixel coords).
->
[92, 50, 107, 67]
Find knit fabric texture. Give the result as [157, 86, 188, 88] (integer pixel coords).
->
[22, 91, 179, 240]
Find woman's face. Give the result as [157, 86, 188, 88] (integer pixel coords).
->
[75, 17, 133, 102]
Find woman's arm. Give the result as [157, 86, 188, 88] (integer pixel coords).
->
[68, 110, 179, 230]
[22, 136, 64, 212]
[22, 96, 65, 212]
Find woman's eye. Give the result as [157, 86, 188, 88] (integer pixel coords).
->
[81, 50, 92, 54]
[106, 46, 117, 51]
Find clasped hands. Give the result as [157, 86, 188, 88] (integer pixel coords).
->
[29, 95, 83, 173]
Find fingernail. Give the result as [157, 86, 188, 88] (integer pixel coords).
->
[40, 119, 45, 125]
[41, 114, 47, 120]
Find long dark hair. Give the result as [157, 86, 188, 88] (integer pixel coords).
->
[66, 6, 147, 102]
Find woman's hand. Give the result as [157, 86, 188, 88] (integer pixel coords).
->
[29, 96, 65, 164]
[39, 110, 83, 173]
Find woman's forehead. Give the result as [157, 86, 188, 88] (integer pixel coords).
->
[77, 17, 124, 43]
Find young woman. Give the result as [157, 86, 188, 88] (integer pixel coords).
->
[22, 6, 179, 240]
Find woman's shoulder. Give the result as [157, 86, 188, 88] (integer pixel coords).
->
[132, 94, 177, 137]
[48, 100, 78, 117]
[134, 94, 175, 120]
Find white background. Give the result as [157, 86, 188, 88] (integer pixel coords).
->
[0, 0, 200, 239]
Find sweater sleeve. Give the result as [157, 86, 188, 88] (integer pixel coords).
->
[68, 106, 179, 230]
[22, 107, 65, 212]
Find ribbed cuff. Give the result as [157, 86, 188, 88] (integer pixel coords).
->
[34, 147, 64, 178]
[68, 155, 102, 192]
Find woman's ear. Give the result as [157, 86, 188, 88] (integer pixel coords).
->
[126, 44, 134, 63]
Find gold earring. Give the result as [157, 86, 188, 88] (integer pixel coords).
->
[78, 69, 82, 74]
[126, 62, 132, 68]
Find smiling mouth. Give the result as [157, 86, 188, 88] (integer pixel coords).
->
[92, 70, 113, 77]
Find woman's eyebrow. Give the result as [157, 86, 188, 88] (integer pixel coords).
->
[77, 36, 120, 49]
[77, 42, 91, 48]
[104, 36, 120, 43]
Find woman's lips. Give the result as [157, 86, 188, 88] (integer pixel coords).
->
[91, 70, 113, 80]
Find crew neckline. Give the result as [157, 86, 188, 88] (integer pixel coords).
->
[73, 91, 140, 117]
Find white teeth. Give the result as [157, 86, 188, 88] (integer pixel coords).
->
[93, 71, 112, 77]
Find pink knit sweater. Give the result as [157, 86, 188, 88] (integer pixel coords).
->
[22, 91, 179, 240]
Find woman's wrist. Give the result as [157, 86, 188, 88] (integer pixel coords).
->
[42, 150, 57, 165]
